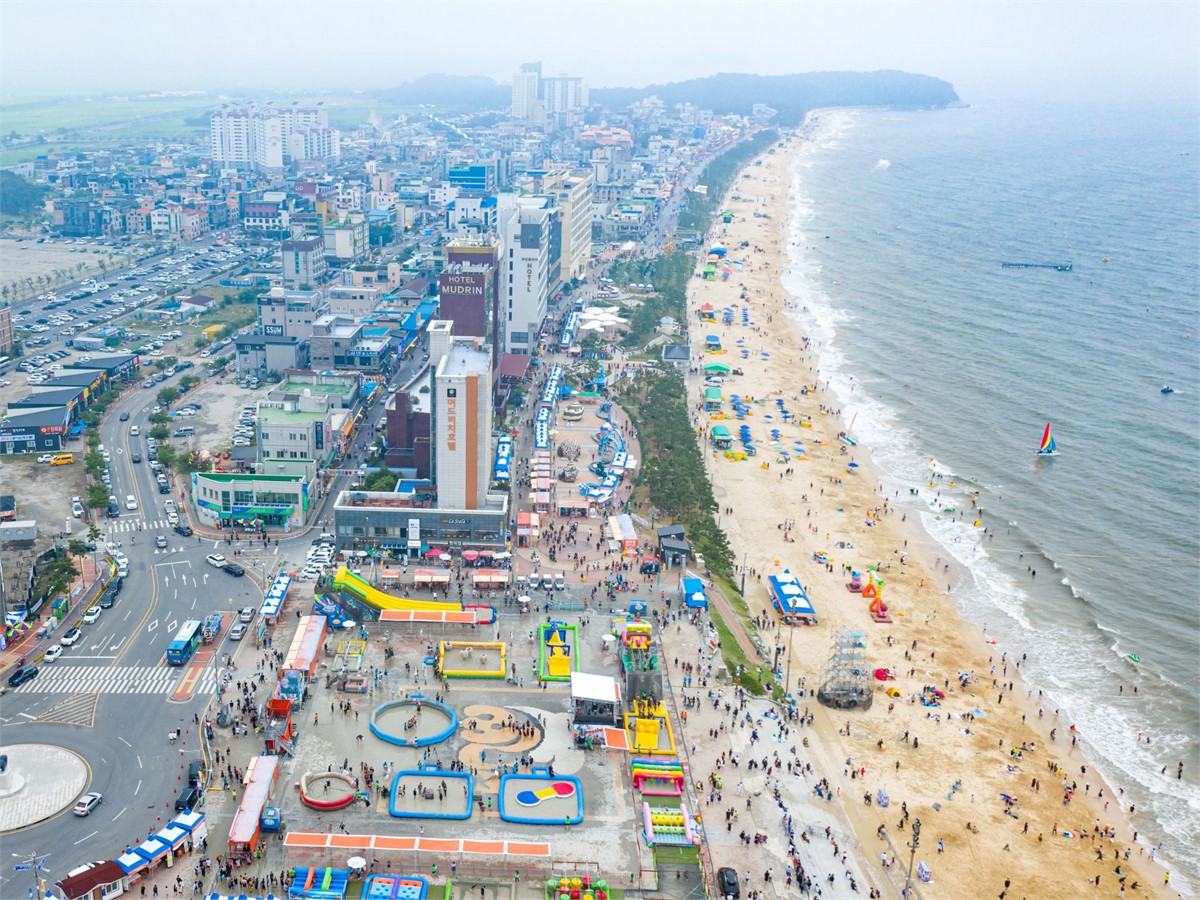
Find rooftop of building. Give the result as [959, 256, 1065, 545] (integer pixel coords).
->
[257, 406, 326, 425]
[276, 380, 354, 397]
[439, 342, 490, 378]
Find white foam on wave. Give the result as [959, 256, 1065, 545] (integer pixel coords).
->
[874, 158, 891, 169]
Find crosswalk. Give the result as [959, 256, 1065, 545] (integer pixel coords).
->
[9, 665, 218, 695]
[106, 518, 174, 533]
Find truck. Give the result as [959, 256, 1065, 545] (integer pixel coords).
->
[202, 612, 224, 644]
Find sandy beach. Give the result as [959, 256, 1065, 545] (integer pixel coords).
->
[680, 127, 1177, 898]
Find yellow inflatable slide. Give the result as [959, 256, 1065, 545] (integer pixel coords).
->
[332, 566, 464, 613]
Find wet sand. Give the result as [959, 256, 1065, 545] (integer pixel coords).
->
[681, 126, 1175, 898]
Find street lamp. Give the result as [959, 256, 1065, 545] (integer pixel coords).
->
[904, 818, 922, 897]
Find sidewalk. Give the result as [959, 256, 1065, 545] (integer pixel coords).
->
[1, 554, 108, 673]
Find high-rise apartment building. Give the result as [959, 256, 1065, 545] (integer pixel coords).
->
[211, 103, 341, 172]
[542, 76, 588, 114]
[511, 62, 541, 120]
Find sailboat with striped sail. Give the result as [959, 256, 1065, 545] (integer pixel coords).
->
[1035, 422, 1058, 456]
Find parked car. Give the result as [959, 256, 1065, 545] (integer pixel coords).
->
[60, 627, 82, 646]
[82, 607, 101, 624]
[717, 868, 740, 899]
[43, 644, 64, 662]
[229, 622, 247, 641]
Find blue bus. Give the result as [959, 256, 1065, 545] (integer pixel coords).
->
[166, 620, 203, 665]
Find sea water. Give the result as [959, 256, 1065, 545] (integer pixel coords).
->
[782, 94, 1200, 884]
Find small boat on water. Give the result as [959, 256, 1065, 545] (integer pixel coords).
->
[1035, 422, 1059, 457]
[1161, 385, 1175, 395]
[1001, 261, 1074, 272]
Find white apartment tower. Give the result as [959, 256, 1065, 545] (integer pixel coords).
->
[211, 102, 340, 171]
[511, 62, 541, 120]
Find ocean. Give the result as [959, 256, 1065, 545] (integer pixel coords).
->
[781, 95, 1200, 884]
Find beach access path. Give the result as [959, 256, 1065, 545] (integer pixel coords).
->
[679, 125, 1174, 899]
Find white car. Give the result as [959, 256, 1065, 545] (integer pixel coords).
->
[125, 495, 138, 511]
[37, 454, 54, 463]
[43, 644, 64, 662]
[59, 627, 82, 647]
[206, 553, 227, 568]
[166, 511, 179, 526]
[82, 607, 101, 624]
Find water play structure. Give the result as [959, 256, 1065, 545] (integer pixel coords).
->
[370, 695, 457, 748]
[538, 622, 579, 682]
[361, 875, 428, 900]
[298, 771, 360, 811]
[498, 766, 584, 825]
[288, 867, 350, 900]
[388, 762, 473, 820]
[436, 640, 506, 678]
[333, 567, 465, 613]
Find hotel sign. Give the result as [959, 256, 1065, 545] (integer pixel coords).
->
[445, 387, 457, 451]
[439, 272, 486, 297]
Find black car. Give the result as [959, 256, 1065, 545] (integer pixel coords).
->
[119, 412, 130, 422]
[187, 759, 205, 788]
[131, 452, 142, 463]
[98, 587, 118, 609]
[7, 665, 38, 688]
[174, 523, 194, 537]
[174, 786, 200, 811]
[223, 564, 245, 577]
[717, 868, 740, 899]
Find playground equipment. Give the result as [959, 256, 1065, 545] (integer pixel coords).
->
[388, 762, 474, 820]
[594, 422, 625, 463]
[332, 567, 464, 614]
[846, 571, 863, 592]
[362, 875, 428, 900]
[545, 875, 610, 900]
[498, 767, 584, 825]
[299, 771, 360, 811]
[642, 802, 697, 846]
[630, 759, 685, 796]
[623, 700, 677, 755]
[436, 640, 506, 678]
[289, 867, 350, 900]
[370, 694, 457, 748]
[538, 622, 579, 682]
[544, 876, 610, 900]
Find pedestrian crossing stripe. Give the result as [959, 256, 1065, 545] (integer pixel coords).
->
[9, 665, 219, 695]
[105, 519, 174, 533]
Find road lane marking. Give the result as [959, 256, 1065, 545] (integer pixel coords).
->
[134, 779, 141, 795]
[118, 736, 132, 747]
[114, 806, 126, 820]
[74, 830, 98, 845]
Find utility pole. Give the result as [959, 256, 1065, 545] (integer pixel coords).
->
[904, 818, 922, 898]
[12, 854, 47, 900]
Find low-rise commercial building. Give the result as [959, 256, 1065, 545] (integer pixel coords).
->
[192, 471, 310, 529]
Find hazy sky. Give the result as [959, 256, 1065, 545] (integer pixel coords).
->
[1, 0, 1196, 100]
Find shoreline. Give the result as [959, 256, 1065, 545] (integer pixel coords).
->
[681, 120, 1176, 897]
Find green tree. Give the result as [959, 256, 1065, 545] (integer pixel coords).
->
[85, 482, 110, 510]
[86, 430, 101, 450]
[148, 411, 170, 425]
[87, 524, 103, 545]
[156, 386, 180, 407]
[67, 539, 89, 573]
[84, 450, 105, 478]
[154, 444, 178, 470]
[149, 423, 170, 441]
[156, 356, 178, 370]
[179, 375, 200, 391]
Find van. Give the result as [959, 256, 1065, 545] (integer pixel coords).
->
[173, 426, 194, 438]
[174, 786, 200, 812]
[527, 573, 540, 591]
[50, 453, 75, 465]
[554, 574, 566, 591]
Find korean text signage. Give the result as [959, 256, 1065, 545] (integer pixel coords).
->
[445, 387, 457, 451]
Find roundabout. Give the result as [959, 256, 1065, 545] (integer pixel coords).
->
[0, 743, 90, 832]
